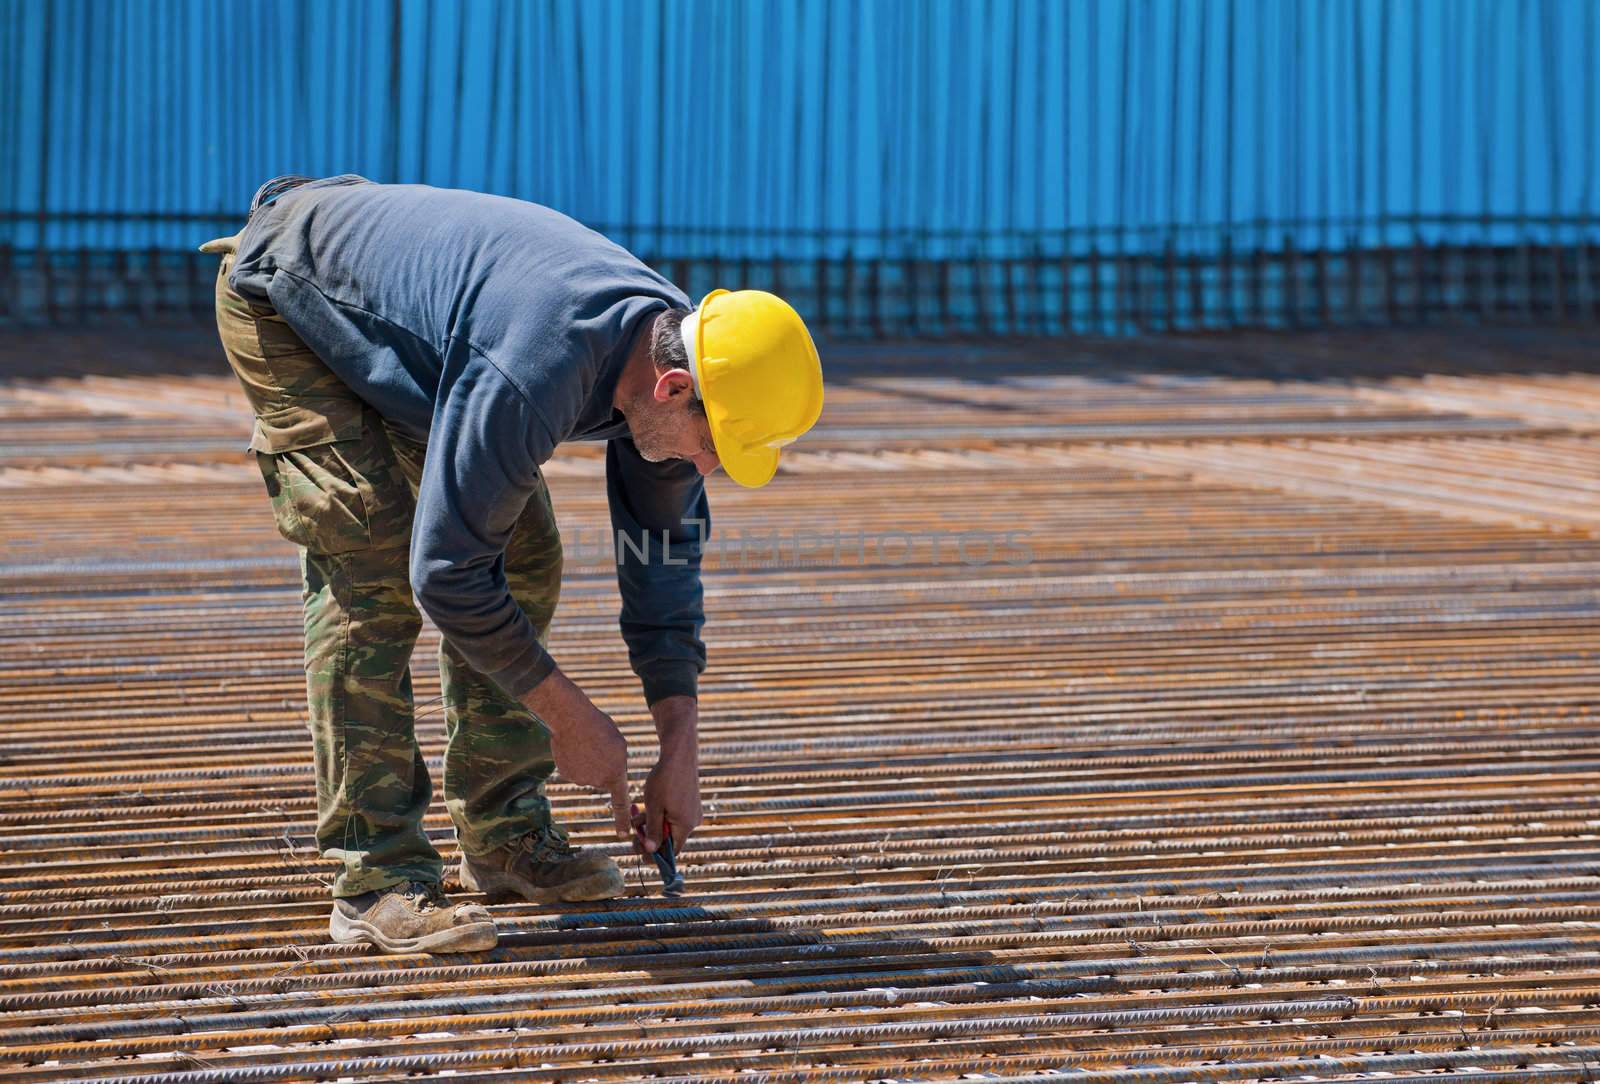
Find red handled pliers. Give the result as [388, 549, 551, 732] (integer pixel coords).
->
[650, 816, 686, 898]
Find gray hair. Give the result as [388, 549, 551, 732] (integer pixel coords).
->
[649, 308, 690, 373]
[648, 308, 704, 415]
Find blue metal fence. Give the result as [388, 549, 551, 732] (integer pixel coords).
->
[3, 0, 1597, 333]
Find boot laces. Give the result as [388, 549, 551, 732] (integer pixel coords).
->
[513, 828, 574, 865]
[395, 880, 449, 913]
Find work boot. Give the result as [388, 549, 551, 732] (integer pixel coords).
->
[329, 880, 497, 954]
[459, 827, 624, 904]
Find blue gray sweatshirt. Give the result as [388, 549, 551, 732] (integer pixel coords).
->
[228, 176, 706, 705]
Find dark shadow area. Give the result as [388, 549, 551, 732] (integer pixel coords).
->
[819, 324, 1600, 389]
[5, 322, 1600, 390]
[490, 898, 1041, 1001]
[0, 322, 227, 381]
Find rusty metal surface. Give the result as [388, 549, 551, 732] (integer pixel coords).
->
[2, 327, 1599, 1081]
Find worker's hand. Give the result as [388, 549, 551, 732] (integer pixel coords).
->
[632, 695, 701, 854]
[521, 668, 632, 838]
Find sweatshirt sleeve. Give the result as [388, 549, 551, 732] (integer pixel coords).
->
[606, 435, 709, 704]
[409, 342, 559, 700]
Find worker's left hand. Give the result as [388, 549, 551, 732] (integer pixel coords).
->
[633, 695, 702, 854]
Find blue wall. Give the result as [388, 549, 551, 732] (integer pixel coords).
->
[4, 0, 1595, 260]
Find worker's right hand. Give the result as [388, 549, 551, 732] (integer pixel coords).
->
[521, 669, 632, 838]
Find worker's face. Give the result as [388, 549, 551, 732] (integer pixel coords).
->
[624, 368, 721, 476]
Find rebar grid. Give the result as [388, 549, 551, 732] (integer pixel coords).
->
[2, 327, 1600, 1080]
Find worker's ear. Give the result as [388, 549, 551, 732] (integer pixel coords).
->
[652, 368, 695, 403]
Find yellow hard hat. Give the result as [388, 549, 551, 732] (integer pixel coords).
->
[681, 289, 823, 488]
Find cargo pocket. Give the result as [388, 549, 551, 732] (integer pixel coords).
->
[251, 399, 374, 555]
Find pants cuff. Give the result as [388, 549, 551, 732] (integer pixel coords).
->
[332, 861, 443, 899]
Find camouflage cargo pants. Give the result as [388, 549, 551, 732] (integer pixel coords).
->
[207, 236, 566, 897]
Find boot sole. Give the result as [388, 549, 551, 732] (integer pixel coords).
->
[329, 909, 498, 954]
[460, 861, 625, 905]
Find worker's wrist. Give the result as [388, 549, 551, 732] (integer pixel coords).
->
[519, 666, 585, 734]
[649, 695, 698, 759]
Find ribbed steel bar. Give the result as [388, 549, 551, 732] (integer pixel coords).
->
[2, 327, 1600, 1080]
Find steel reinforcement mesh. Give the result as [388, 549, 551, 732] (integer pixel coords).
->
[1, 327, 1600, 1081]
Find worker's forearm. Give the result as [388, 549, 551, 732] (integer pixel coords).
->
[650, 695, 699, 759]
[641, 694, 702, 850]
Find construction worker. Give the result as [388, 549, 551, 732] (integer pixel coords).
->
[201, 175, 823, 953]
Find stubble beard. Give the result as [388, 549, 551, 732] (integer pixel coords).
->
[623, 393, 678, 462]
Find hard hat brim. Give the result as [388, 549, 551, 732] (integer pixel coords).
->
[714, 433, 780, 488]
